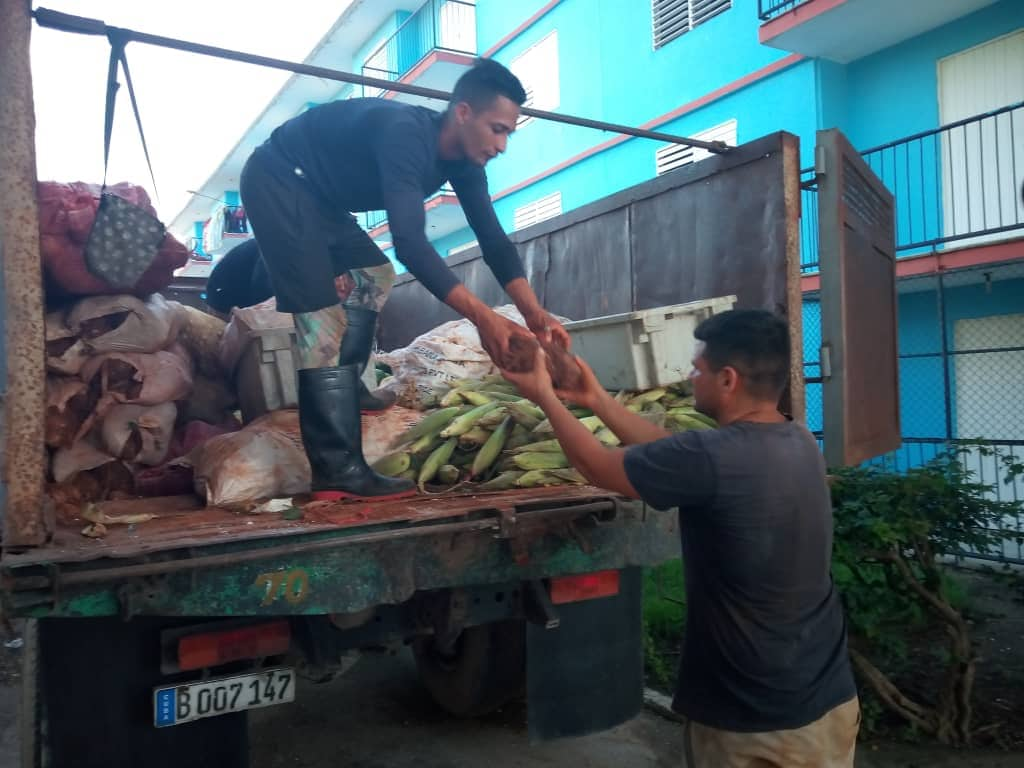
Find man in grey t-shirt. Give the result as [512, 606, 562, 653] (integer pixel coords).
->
[501, 309, 859, 767]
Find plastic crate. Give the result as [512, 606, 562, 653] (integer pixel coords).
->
[565, 295, 737, 391]
[233, 327, 382, 423]
[234, 327, 301, 423]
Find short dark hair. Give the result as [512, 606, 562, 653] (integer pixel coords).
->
[450, 58, 527, 111]
[694, 309, 790, 399]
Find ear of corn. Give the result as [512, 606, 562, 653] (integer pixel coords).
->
[440, 388, 465, 407]
[458, 426, 492, 449]
[460, 390, 494, 407]
[471, 416, 512, 478]
[509, 438, 564, 454]
[409, 433, 443, 457]
[513, 452, 570, 470]
[478, 471, 525, 491]
[437, 464, 461, 485]
[440, 402, 502, 438]
[418, 438, 458, 489]
[481, 390, 524, 402]
[550, 468, 586, 484]
[507, 402, 542, 431]
[668, 413, 714, 432]
[371, 452, 411, 477]
[516, 470, 563, 487]
[505, 424, 533, 451]
[477, 407, 511, 430]
[629, 388, 667, 406]
[393, 406, 465, 447]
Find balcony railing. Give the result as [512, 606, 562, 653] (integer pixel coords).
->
[361, 0, 476, 98]
[801, 101, 1024, 272]
[757, 0, 811, 21]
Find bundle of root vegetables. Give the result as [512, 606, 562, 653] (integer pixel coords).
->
[371, 375, 715, 492]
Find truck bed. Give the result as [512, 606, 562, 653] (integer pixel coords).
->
[2, 485, 620, 567]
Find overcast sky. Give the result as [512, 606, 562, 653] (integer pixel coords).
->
[30, 1, 350, 222]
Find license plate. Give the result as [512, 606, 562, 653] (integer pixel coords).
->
[153, 667, 295, 728]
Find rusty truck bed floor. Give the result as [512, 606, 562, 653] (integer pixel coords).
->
[3, 486, 614, 567]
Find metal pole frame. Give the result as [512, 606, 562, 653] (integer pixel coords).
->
[31, 8, 732, 154]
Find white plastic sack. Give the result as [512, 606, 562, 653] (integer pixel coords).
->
[376, 304, 568, 409]
[45, 310, 91, 375]
[67, 293, 182, 355]
[81, 344, 194, 408]
[101, 402, 178, 466]
[186, 406, 422, 506]
[45, 375, 100, 448]
[51, 436, 117, 484]
[190, 422, 311, 507]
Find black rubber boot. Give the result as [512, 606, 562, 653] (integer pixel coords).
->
[297, 365, 416, 501]
[337, 307, 397, 412]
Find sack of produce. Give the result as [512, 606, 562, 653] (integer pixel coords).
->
[81, 344, 193, 408]
[100, 402, 178, 466]
[65, 293, 182, 355]
[376, 305, 569, 410]
[45, 374, 101, 449]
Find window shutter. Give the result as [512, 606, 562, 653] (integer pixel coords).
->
[652, 0, 731, 49]
[513, 191, 562, 230]
[511, 32, 560, 128]
[655, 118, 736, 175]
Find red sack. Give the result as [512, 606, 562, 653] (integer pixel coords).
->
[37, 181, 189, 299]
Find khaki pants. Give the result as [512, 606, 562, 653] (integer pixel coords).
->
[683, 697, 860, 768]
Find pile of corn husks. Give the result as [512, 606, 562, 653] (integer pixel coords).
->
[372, 376, 715, 491]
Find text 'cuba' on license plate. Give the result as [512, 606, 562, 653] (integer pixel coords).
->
[153, 667, 295, 728]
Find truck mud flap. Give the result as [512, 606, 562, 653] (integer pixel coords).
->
[526, 567, 643, 742]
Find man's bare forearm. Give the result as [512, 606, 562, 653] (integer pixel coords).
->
[503, 277, 543, 317]
[444, 283, 489, 323]
[589, 391, 671, 445]
[535, 391, 610, 481]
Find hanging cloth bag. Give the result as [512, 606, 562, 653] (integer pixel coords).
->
[84, 31, 166, 290]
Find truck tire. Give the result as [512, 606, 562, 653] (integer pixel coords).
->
[34, 617, 248, 768]
[413, 619, 525, 718]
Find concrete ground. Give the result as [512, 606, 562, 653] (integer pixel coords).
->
[0, 640, 1021, 767]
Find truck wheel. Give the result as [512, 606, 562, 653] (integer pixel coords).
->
[34, 617, 248, 768]
[413, 620, 525, 718]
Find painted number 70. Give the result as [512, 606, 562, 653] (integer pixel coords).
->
[254, 568, 310, 606]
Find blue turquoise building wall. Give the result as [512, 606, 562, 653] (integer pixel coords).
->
[365, 0, 1024, 459]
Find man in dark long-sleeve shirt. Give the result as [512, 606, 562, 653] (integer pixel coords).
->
[239, 58, 565, 501]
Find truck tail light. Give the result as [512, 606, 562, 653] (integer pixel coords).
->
[177, 620, 291, 672]
[549, 570, 620, 605]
